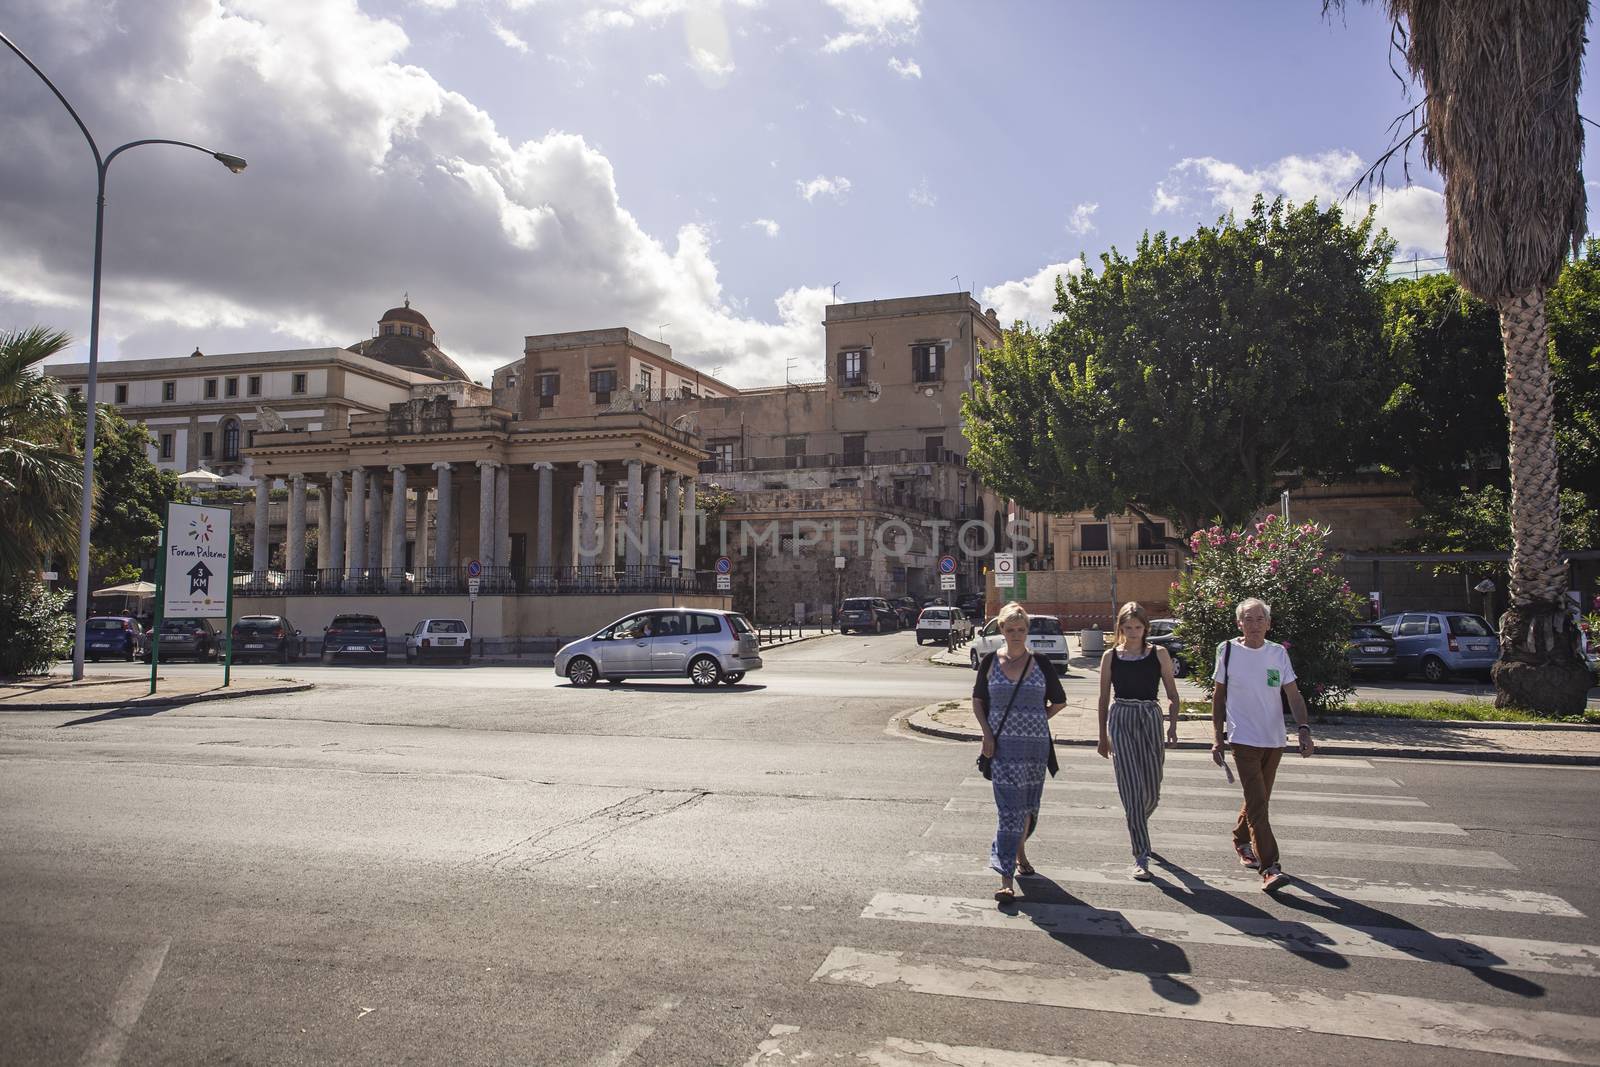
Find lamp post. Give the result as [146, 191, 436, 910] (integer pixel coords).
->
[1, 31, 246, 680]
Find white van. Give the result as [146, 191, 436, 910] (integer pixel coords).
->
[969, 613, 1070, 671]
[915, 606, 972, 645]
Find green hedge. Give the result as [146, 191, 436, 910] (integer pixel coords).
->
[0, 578, 74, 678]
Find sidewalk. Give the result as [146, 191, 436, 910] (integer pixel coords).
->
[907, 696, 1600, 766]
[0, 674, 313, 712]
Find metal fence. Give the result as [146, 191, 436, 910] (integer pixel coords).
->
[234, 564, 718, 597]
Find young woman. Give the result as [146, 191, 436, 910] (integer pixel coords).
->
[1096, 602, 1181, 881]
[974, 601, 1067, 902]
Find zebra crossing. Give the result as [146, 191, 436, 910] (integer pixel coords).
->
[744, 749, 1600, 1066]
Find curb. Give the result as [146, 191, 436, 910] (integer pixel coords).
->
[5, 681, 316, 713]
[903, 705, 1600, 767]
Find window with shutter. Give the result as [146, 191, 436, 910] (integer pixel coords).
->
[838, 349, 865, 387]
[539, 372, 560, 408]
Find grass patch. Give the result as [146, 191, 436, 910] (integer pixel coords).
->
[1179, 699, 1599, 725]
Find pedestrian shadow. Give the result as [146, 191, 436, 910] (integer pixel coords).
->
[1150, 855, 1544, 997]
[1003, 873, 1200, 1003]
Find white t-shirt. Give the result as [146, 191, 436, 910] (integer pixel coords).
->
[1214, 639, 1296, 748]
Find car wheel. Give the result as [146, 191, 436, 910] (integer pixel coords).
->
[321, 652, 333, 666]
[124, 647, 136, 662]
[689, 655, 723, 687]
[722, 671, 745, 685]
[1172, 658, 1188, 679]
[567, 656, 598, 687]
[281, 647, 291, 665]
[1421, 656, 1450, 684]
[88, 655, 99, 663]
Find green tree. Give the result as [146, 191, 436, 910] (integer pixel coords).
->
[1546, 241, 1600, 502]
[1402, 486, 1600, 573]
[1329, 0, 1591, 712]
[965, 197, 1394, 544]
[0, 578, 74, 678]
[0, 327, 82, 580]
[80, 404, 179, 583]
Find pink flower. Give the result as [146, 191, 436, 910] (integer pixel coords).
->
[1268, 559, 1281, 573]
[1170, 581, 1180, 590]
[1311, 567, 1323, 576]
[1229, 532, 1240, 541]
[1254, 522, 1267, 533]
[1282, 640, 1292, 648]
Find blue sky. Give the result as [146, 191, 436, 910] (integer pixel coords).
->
[2, 1, 1595, 385]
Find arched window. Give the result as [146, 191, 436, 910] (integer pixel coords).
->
[222, 419, 241, 461]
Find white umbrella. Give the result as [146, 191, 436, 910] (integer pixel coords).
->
[93, 580, 156, 597]
[177, 467, 224, 488]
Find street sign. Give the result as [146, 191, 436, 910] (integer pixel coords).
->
[715, 556, 732, 575]
[716, 574, 731, 591]
[668, 552, 681, 578]
[468, 577, 481, 595]
[940, 574, 957, 590]
[162, 502, 231, 617]
[993, 552, 1015, 589]
[467, 559, 483, 579]
[834, 555, 846, 570]
[938, 554, 957, 575]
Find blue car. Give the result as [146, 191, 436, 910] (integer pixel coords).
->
[1375, 611, 1500, 683]
[84, 616, 146, 662]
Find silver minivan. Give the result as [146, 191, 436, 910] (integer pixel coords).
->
[555, 608, 762, 687]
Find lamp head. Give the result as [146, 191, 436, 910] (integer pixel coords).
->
[213, 152, 248, 174]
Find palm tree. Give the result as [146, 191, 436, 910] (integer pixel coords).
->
[1330, 1, 1592, 712]
[0, 327, 83, 580]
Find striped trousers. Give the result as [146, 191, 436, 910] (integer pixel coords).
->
[1108, 698, 1165, 860]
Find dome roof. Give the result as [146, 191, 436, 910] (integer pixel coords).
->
[379, 305, 432, 329]
[347, 334, 468, 382]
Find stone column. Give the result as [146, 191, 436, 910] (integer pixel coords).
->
[665, 472, 681, 557]
[388, 465, 407, 580]
[348, 467, 366, 578]
[252, 475, 270, 575]
[681, 478, 697, 572]
[368, 474, 385, 577]
[315, 479, 330, 577]
[328, 470, 346, 578]
[577, 460, 599, 569]
[645, 465, 663, 568]
[495, 465, 511, 579]
[476, 460, 497, 569]
[287, 473, 307, 576]
[414, 490, 428, 573]
[533, 462, 554, 574]
[602, 482, 618, 569]
[625, 459, 643, 570]
[432, 462, 453, 573]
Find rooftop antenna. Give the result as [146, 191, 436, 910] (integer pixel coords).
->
[404, 291, 410, 308]
[658, 322, 671, 342]
[952, 275, 961, 293]
[831, 282, 840, 305]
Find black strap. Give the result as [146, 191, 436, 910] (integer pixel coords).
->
[989, 653, 1030, 741]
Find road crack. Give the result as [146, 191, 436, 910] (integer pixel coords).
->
[468, 788, 709, 872]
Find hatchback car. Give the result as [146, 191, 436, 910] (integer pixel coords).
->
[837, 597, 899, 634]
[969, 614, 1070, 670]
[1146, 617, 1189, 678]
[555, 608, 762, 687]
[914, 606, 972, 645]
[143, 617, 221, 662]
[85, 616, 145, 662]
[321, 614, 389, 664]
[1347, 623, 1399, 675]
[1375, 611, 1499, 682]
[231, 615, 304, 663]
[405, 618, 471, 664]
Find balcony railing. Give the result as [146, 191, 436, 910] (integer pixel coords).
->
[1131, 549, 1174, 569]
[234, 565, 717, 597]
[1072, 550, 1112, 569]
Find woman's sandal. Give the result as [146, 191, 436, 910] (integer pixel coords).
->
[993, 886, 1017, 903]
[1016, 863, 1037, 878]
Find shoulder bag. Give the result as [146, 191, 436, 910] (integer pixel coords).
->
[976, 654, 1028, 781]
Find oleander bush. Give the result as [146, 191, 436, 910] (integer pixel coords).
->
[0, 577, 73, 678]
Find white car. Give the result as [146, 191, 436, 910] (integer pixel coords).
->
[968, 613, 1070, 671]
[914, 606, 972, 645]
[405, 618, 472, 664]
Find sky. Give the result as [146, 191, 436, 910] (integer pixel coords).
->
[3, 0, 1598, 388]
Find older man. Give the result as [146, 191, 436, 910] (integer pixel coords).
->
[1211, 597, 1314, 892]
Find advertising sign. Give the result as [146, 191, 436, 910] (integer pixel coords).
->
[162, 503, 231, 618]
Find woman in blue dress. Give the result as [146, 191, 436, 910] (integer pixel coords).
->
[973, 601, 1067, 902]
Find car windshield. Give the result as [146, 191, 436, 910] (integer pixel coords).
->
[428, 620, 468, 633]
[333, 617, 383, 632]
[234, 618, 282, 633]
[1448, 615, 1494, 637]
[1029, 618, 1063, 636]
[921, 609, 947, 619]
[1351, 625, 1387, 640]
[87, 619, 125, 631]
[841, 599, 874, 610]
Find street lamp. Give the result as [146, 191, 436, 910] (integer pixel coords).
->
[1, 31, 247, 680]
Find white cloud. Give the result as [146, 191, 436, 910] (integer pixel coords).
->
[1066, 201, 1098, 236]
[796, 175, 852, 202]
[581, 9, 637, 31]
[908, 178, 936, 208]
[645, 71, 670, 86]
[689, 45, 736, 78]
[489, 19, 529, 54]
[750, 218, 781, 237]
[980, 261, 1085, 328]
[825, 0, 921, 32]
[832, 105, 867, 124]
[887, 55, 921, 78]
[0, 0, 828, 387]
[822, 31, 870, 53]
[1151, 150, 1446, 254]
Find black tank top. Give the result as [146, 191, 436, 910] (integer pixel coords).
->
[1110, 648, 1161, 701]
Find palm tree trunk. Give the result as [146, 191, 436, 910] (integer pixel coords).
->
[1492, 292, 1590, 713]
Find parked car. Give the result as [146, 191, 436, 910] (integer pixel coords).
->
[914, 606, 972, 645]
[143, 617, 220, 662]
[555, 608, 762, 687]
[890, 596, 919, 628]
[231, 615, 304, 663]
[1375, 611, 1499, 682]
[956, 593, 985, 620]
[1145, 617, 1189, 678]
[405, 618, 472, 664]
[1347, 623, 1399, 675]
[85, 616, 145, 662]
[968, 613, 1070, 671]
[321, 613, 389, 664]
[837, 597, 899, 634]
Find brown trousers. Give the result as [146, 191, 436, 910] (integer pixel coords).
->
[1231, 744, 1284, 870]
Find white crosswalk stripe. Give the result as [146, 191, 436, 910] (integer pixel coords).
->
[746, 750, 1595, 1065]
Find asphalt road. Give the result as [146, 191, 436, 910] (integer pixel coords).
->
[4, 633, 1597, 1065]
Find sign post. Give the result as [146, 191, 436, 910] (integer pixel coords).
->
[152, 502, 233, 695]
[667, 553, 681, 606]
[938, 554, 957, 605]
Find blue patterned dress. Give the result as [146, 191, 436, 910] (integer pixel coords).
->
[977, 654, 1060, 876]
